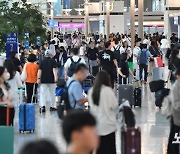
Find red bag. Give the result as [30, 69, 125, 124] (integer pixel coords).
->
[121, 127, 141, 154]
[0, 105, 14, 126]
[154, 57, 163, 67]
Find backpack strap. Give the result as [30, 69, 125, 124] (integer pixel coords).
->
[67, 80, 77, 108]
[76, 57, 81, 63]
[70, 57, 74, 63]
[70, 57, 81, 64]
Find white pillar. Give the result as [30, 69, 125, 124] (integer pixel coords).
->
[106, 1, 110, 39]
[138, 0, 144, 41]
[130, 0, 135, 50]
[51, 4, 54, 39]
[84, 0, 89, 38]
[178, 24, 180, 39]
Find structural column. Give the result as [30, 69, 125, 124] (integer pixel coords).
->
[130, 0, 135, 50]
[84, 0, 89, 38]
[138, 0, 144, 41]
[50, 3, 54, 39]
[106, 0, 110, 39]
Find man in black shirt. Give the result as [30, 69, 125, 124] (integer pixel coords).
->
[86, 41, 98, 74]
[98, 41, 118, 88]
[37, 49, 58, 113]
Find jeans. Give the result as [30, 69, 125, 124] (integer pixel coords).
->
[88, 60, 97, 74]
[139, 64, 148, 82]
[58, 66, 65, 79]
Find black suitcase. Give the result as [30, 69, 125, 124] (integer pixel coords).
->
[134, 88, 142, 107]
[155, 88, 170, 108]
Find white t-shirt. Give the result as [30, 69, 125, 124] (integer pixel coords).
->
[64, 55, 86, 69]
[120, 46, 132, 56]
[59, 40, 68, 49]
[111, 45, 120, 52]
[133, 46, 141, 64]
[51, 37, 59, 46]
[49, 44, 56, 56]
[161, 39, 169, 49]
[88, 85, 118, 136]
[7, 72, 23, 106]
[79, 46, 86, 56]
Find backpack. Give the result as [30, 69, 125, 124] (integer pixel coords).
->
[139, 49, 147, 65]
[113, 46, 121, 61]
[123, 106, 136, 128]
[68, 57, 81, 77]
[57, 80, 76, 119]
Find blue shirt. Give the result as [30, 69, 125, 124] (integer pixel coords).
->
[138, 49, 152, 65]
[66, 77, 85, 110]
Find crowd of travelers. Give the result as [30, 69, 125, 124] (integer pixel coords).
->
[0, 31, 180, 154]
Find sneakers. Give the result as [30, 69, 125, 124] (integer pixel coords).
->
[50, 107, 57, 111]
[40, 106, 46, 113]
[39, 106, 57, 113]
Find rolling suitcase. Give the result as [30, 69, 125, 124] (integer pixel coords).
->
[121, 127, 141, 154]
[118, 79, 134, 106]
[152, 67, 165, 81]
[0, 126, 14, 154]
[19, 84, 35, 133]
[0, 105, 14, 126]
[19, 104, 35, 133]
[134, 88, 142, 107]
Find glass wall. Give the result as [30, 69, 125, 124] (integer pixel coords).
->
[152, 0, 165, 12]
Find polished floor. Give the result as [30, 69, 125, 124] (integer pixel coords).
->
[13, 82, 170, 154]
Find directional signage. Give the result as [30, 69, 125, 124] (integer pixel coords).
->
[6, 32, 18, 59]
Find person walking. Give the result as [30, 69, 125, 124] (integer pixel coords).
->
[167, 68, 180, 154]
[64, 48, 86, 80]
[118, 53, 134, 84]
[54, 47, 68, 80]
[138, 44, 153, 84]
[133, 38, 141, 79]
[37, 50, 58, 113]
[66, 64, 88, 110]
[86, 41, 98, 74]
[98, 41, 118, 89]
[88, 71, 118, 154]
[24, 54, 38, 103]
[4, 59, 23, 106]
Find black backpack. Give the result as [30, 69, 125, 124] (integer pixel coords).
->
[123, 106, 136, 128]
[68, 57, 81, 77]
[57, 80, 76, 119]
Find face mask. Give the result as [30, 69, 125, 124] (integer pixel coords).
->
[3, 72, 10, 80]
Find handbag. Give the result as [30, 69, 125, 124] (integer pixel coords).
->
[161, 95, 172, 118]
[21, 63, 27, 82]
